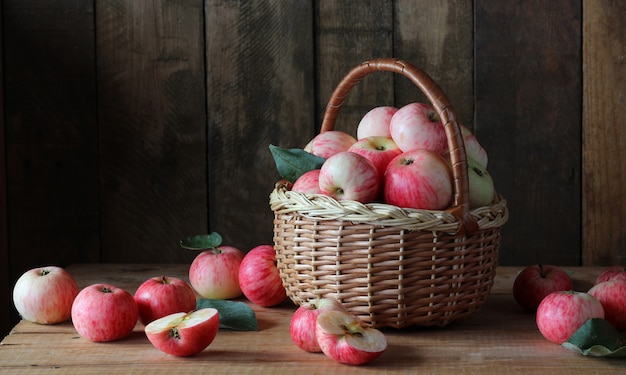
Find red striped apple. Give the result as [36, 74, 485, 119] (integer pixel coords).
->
[316, 310, 387, 365]
[318, 151, 380, 203]
[145, 308, 220, 357]
[291, 169, 322, 194]
[134, 276, 197, 326]
[348, 136, 402, 178]
[512, 265, 573, 311]
[239, 245, 287, 307]
[536, 291, 604, 344]
[595, 266, 626, 284]
[290, 298, 347, 353]
[12, 266, 79, 324]
[389, 102, 447, 154]
[383, 149, 453, 210]
[71, 283, 138, 342]
[304, 130, 357, 159]
[588, 280, 626, 331]
[356, 106, 398, 140]
[189, 245, 244, 299]
[460, 124, 489, 169]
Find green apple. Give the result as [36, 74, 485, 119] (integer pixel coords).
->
[467, 156, 495, 208]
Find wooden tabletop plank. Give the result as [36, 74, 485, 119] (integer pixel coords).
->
[0, 264, 622, 374]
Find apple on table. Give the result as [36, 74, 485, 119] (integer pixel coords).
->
[239, 245, 288, 307]
[595, 266, 626, 284]
[290, 298, 347, 353]
[134, 275, 197, 326]
[512, 265, 573, 311]
[189, 245, 245, 300]
[588, 280, 626, 332]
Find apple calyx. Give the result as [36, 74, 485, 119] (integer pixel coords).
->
[428, 111, 439, 122]
[100, 286, 113, 294]
[40, 268, 52, 276]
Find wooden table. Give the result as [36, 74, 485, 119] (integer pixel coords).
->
[0, 264, 623, 374]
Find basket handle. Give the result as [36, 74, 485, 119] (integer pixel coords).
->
[320, 58, 478, 235]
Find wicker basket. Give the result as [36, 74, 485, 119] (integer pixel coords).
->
[270, 58, 509, 328]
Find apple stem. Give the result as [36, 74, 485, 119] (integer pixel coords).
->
[161, 276, 169, 284]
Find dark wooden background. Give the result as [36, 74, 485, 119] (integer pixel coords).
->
[1, 0, 625, 338]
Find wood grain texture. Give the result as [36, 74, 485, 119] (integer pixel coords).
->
[582, 1, 626, 266]
[96, 0, 207, 262]
[475, 0, 582, 266]
[205, 2, 315, 251]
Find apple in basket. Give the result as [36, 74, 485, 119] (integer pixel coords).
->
[348, 136, 402, 179]
[512, 265, 573, 311]
[356, 106, 398, 139]
[12, 266, 79, 324]
[384, 149, 453, 210]
[290, 298, 347, 353]
[239, 245, 287, 307]
[145, 308, 220, 357]
[189, 245, 244, 299]
[588, 280, 626, 332]
[595, 266, 626, 284]
[389, 102, 448, 155]
[291, 169, 323, 194]
[460, 124, 489, 169]
[304, 130, 357, 159]
[467, 156, 496, 207]
[318, 151, 380, 203]
[316, 310, 387, 365]
[134, 276, 197, 326]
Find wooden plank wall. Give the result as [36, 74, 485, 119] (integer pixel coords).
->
[2, 0, 625, 337]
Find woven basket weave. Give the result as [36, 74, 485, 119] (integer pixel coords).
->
[270, 58, 509, 328]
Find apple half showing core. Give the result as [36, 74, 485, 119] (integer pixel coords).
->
[145, 308, 220, 357]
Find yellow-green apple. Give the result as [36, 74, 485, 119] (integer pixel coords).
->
[389, 102, 447, 154]
[595, 266, 626, 284]
[145, 308, 220, 357]
[356, 106, 398, 140]
[588, 280, 626, 331]
[304, 130, 357, 159]
[291, 169, 322, 194]
[512, 265, 573, 311]
[348, 136, 402, 178]
[134, 276, 197, 326]
[71, 283, 138, 342]
[467, 156, 496, 208]
[536, 291, 604, 344]
[239, 245, 287, 307]
[189, 245, 244, 299]
[12, 266, 79, 324]
[459, 124, 488, 169]
[315, 310, 387, 365]
[383, 149, 453, 210]
[318, 151, 380, 203]
[290, 298, 347, 353]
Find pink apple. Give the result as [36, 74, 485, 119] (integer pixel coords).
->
[315, 310, 387, 365]
[459, 124, 489, 169]
[512, 265, 573, 311]
[291, 169, 323, 194]
[536, 291, 604, 344]
[290, 298, 347, 353]
[304, 131, 357, 159]
[239, 245, 287, 307]
[389, 102, 447, 154]
[318, 151, 380, 203]
[71, 283, 139, 342]
[356, 106, 398, 140]
[12, 266, 79, 324]
[134, 276, 197, 326]
[189, 245, 244, 299]
[595, 266, 626, 284]
[145, 308, 220, 357]
[383, 149, 453, 210]
[348, 136, 402, 178]
[588, 280, 626, 331]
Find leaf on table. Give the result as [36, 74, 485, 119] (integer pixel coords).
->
[180, 232, 223, 250]
[196, 299, 258, 331]
[562, 318, 626, 357]
[269, 144, 325, 183]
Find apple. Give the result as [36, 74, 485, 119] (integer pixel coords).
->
[356, 106, 398, 140]
[348, 136, 402, 178]
[315, 310, 387, 365]
[12, 266, 79, 324]
[291, 169, 323, 194]
[588, 280, 626, 331]
[290, 298, 347, 353]
[512, 265, 573, 311]
[145, 308, 220, 357]
[383, 149, 453, 210]
[239, 245, 287, 307]
[536, 291, 604, 344]
[595, 266, 626, 284]
[71, 283, 139, 342]
[134, 276, 197, 326]
[467, 156, 496, 207]
[460, 124, 489, 169]
[189, 245, 245, 299]
[389, 102, 447, 154]
[304, 130, 357, 159]
[318, 151, 380, 203]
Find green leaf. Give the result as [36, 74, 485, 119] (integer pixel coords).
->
[196, 299, 258, 331]
[180, 233, 223, 250]
[269, 144, 325, 183]
[562, 318, 626, 357]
